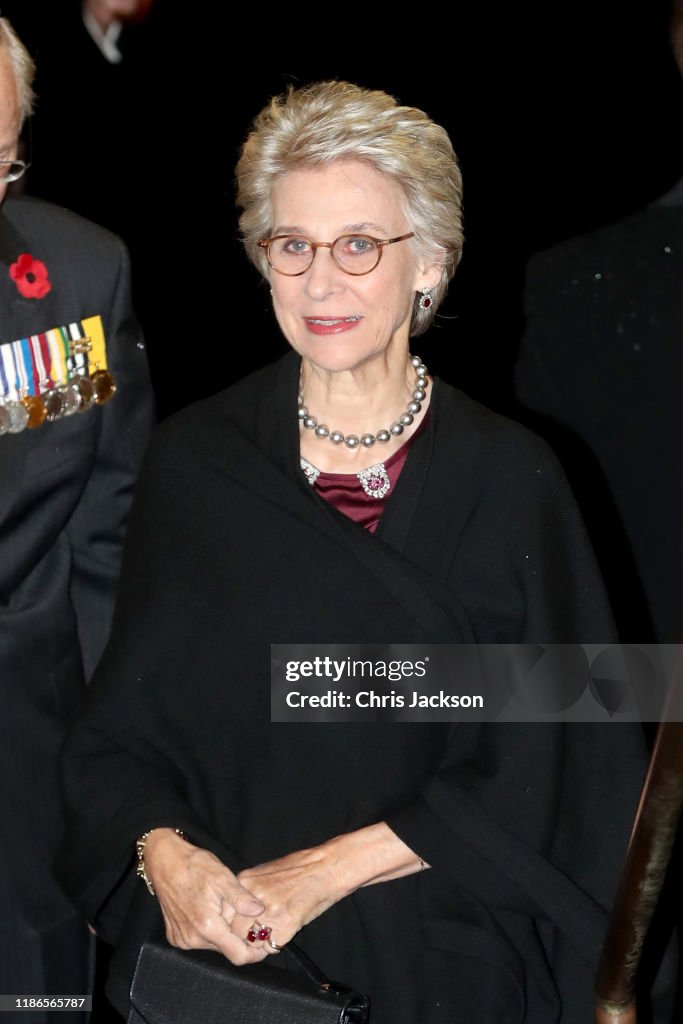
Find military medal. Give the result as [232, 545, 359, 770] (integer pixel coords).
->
[22, 394, 47, 429]
[58, 384, 80, 415]
[83, 315, 117, 405]
[48, 328, 80, 415]
[22, 333, 50, 428]
[44, 389, 65, 421]
[0, 343, 28, 433]
[5, 400, 29, 433]
[91, 368, 117, 404]
[0, 345, 11, 434]
[75, 375, 96, 411]
[0, 315, 116, 437]
[68, 322, 93, 413]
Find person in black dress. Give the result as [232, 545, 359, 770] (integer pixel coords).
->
[56, 81, 666, 1023]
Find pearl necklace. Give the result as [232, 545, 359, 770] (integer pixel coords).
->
[297, 355, 429, 450]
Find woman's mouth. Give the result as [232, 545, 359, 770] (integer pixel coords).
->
[304, 316, 362, 335]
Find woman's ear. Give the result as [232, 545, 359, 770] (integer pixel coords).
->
[415, 252, 447, 295]
[413, 262, 446, 299]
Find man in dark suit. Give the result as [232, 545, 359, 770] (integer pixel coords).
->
[514, 10, 683, 1013]
[514, 185, 683, 644]
[0, 15, 154, 1013]
[514, 2, 683, 645]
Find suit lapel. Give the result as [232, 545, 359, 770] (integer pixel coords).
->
[0, 204, 64, 345]
[0, 205, 68, 525]
[0, 214, 30, 522]
[0, 208, 28, 343]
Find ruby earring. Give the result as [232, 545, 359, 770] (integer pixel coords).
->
[418, 287, 432, 310]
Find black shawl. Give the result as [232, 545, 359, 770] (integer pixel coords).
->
[57, 352, 651, 1023]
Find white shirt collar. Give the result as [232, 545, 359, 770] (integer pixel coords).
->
[82, 9, 124, 64]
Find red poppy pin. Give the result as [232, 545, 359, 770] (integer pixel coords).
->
[9, 253, 52, 299]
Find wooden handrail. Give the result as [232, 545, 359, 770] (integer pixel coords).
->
[594, 711, 683, 1023]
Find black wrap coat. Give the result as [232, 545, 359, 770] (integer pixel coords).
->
[57, 352, 649, 1023]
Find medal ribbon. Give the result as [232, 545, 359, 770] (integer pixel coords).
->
[0, 335, 51, 398]
[82, 315, 107, 370]
[11, 340, 28, 396]
[62, 326, 75, 377]
[0, 315, 109, 423]
[37, 333, 53, 390]
[19, 336, 39, 396]
[30, 333, 50, 394]
[68, 321, 89, 376]
[47, 328, 67, 385]
[0, 343, 9, 399]
[0, 343, 17, 399]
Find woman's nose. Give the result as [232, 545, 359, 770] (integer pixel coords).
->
[304, 246, 345, 299]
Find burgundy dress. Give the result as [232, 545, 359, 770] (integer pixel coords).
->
[300, 412, 430, 532]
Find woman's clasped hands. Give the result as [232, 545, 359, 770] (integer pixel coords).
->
[141, 828, 346, 965]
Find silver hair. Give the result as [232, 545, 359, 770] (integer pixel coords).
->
[236, 81, 464, 337]
[0, 17, 36, 127]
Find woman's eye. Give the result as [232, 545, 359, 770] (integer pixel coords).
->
[346, 237, 375, 255]
[283, 237, 311, 254]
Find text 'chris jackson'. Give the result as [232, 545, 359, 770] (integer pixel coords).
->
[284, 689, 483, 709]
[272, 643, 683, 722]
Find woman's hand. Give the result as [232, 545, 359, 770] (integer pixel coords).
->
[235, 845, 343, 951]
[142, 828, 269, 965]
[236, 823, 427, 953]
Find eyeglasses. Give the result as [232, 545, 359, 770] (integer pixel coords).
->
[1, 121, 33, 185]
[0, 160, 30, 185]
[258, 232, 415, 277]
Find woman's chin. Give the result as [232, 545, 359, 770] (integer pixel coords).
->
[292, 339, 408, 377]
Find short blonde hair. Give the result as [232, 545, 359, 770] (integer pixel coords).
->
[236, 81, 464, 337]
[0, 18, 35, 127]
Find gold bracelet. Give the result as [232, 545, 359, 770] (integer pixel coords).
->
[136, 828, 186, 896]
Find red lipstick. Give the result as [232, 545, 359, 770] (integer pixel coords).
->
[304, 316, 362, 336]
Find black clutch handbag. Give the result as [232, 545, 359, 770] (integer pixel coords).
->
[127, 937, 370, 1024]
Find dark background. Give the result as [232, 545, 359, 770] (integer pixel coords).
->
[2, 3, 682, 1019]
[4, 0, 683, 419]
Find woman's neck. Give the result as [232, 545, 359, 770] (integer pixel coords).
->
[301, 351, 415, 426]
[298, 352, 430, 472]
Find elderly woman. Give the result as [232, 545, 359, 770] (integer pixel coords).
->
[57, 82, 646, 1023]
